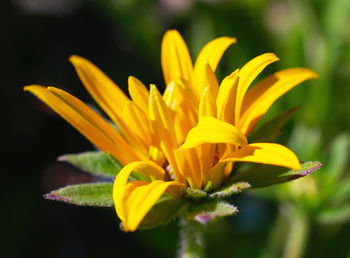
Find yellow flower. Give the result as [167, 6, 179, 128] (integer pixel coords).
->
[24, 30, 317, 232]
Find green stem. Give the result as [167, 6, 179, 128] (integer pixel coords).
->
[283, 209, 309, 258]
[178, 217, 206, 258]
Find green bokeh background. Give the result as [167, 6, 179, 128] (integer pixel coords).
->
[2, 0, 350, 257]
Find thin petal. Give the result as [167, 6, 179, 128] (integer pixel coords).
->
[148, 85, 185, 183]
[222, 143, 301, 170]
[235, 53, 279, 125]
[193, 61, 220, 100]
[69, 55, 129, 126]
[239, 68, 318, 134]
[194, 36, 236, 72]
[180, 117, 247, 149]
[128, 76, 149, 111]
[175, 148, 202, 189]
[216, 69, 239, 124]
[112, 161, 166, 222]
[199, 87, 216, 119]
[161, 30, 193, 86]
[24, 85, 140, 164]
[122, 101, 152, 152]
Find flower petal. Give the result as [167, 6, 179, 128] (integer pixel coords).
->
[216, 69, 239, 124]
[235, 53, 279, 125]
[69, 55, 129, 126]
[121, 180, 184, 232]
[239, 68, 318, 134]
[194, 36, 236, 72]
[148, 85, 185, 183]
[161, 30, 193, 86]
[112, 161, 166, 222]
[193, 61, 220, 100]
[122, 101, 152, 152]
[24, 85, 141, 164]
[222, 143, 301, 170]
[180, 117, 247, 149]
[128, 76, 149, 111]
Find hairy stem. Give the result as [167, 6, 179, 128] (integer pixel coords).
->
[178, 217, 206, 258]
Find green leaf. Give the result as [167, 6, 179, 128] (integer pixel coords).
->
[230, 161, 322, 188]
[248, 107, 298, 143]
[187, 201, 238, 223]
[138, 197, 189, 230]
[44, 183, 114, 207]
[209, 182, 251, 199]
[59, 151, 122, 177]
[318, 205, 350, 225]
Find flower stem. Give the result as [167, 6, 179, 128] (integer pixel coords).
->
[178, 217, 206, 258]
[283, 209, 309, 258]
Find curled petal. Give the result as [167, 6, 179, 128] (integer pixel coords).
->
[180, 117, 247, 150]
[239, 68, 318, 134]
[235, 53, 279, 125]
[222, 143, 301, 170]
[194, 36, 236, 72]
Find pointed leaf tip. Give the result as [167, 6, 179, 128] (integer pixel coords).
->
[287, 161, 322, 181]
[44, 183, 114, 207]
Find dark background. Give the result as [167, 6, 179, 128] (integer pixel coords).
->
[2, 0, 350, 257]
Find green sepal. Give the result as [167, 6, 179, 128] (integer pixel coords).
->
[230, 161, 322, 188]
[59, 151, 122, 178]
[248, 107, 298, 143]
[184, 187, 208, 199]
[138, 197, 190, 230]
[209, 182, 251, 199]
[187, 201, 238, 223]
[44, 183, 114, 207]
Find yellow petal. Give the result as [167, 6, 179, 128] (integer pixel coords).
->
[128, 76, 149, 111]
[161, 30, 193, 86]
[69, 55, 129, 126]
[175, 148, 202, 189]
[235, 53, 279, 125]
[194, 36, 236, 72]
[222, 143, 301, 170]
[148, 85, 185, 183]
[216, 69, 239, 124]
[112, 160, 166, 222]
[180, 117, 247, 149]
[24, 85, 140, 164]
[193, 61, 220, 100]
[239, 68, 318, 134]
[199, 87, 216, 119]
[122, 180, 184, 232]
[122, 101, 152, 152]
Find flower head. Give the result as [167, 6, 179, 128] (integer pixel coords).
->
[25, 30, 317, 232]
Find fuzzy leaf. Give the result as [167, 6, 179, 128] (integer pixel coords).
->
[59, 151, 122, 177]
[230, 161, 322, 188]
[187, 201, 238, 224]
[209, 182, 251, 199]
[248, 107, 298, 143]
[138, 197, 189, 230]
[184, 188, 208, 199]
[44, 183, 113, 207]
